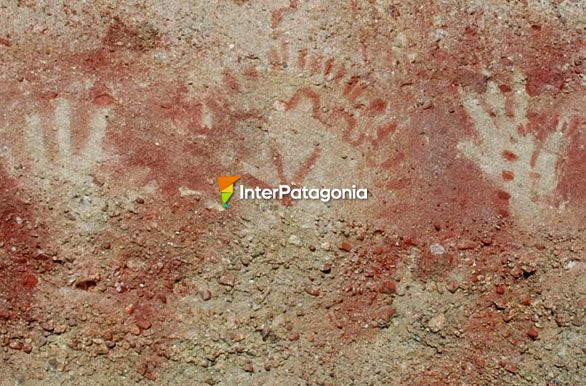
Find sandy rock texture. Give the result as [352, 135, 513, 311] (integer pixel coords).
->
[0, 1, 584, 385]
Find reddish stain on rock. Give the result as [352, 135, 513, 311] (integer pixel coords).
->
[0, 37, 12, 47]
[501, 170, 515, 181]
[0, 168, 49, 324]
[501, 150, 519, 162]
[557, 114, 586, 220]
[271, 0, 299, 29]
[497, 190, 511, 201]
[21, 274, 38, 290]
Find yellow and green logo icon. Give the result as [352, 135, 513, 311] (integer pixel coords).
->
[217, 176, 240, 208]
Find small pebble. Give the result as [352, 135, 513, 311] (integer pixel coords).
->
[199, 288, 212, 301]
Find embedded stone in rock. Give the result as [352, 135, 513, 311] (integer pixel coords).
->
[430, 243, 445, 256]
[304, 286, 320, 296]
[219, 273, 236, 287]
[339, 242, 352, 252]
[428, 313, 446, 333]
[319, 262, 332, 273]
[371, 306, 395, 327]
[135, 317, 152, 331]
[527, 326, 539, 340]
[74, 275, 99, 290]
[288, 235, 302, 247]
[199, 288, 212, 301]
[379, 280, 397, 294]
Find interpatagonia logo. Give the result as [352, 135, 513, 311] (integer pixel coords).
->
[217, 176, 241, 208]
[218, 175, 368, 208]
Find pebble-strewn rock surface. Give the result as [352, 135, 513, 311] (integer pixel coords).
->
[0, 1, 584, 385]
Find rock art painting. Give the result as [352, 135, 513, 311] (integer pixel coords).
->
[0, 1, 584, 385]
